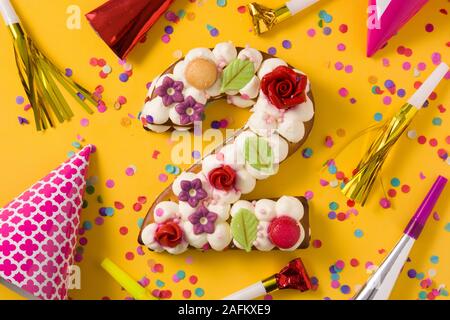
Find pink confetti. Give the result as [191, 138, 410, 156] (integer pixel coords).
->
[379, 198, 391, 209]
[383, 96, 392, 105]
[344, 65, 353, 73]
[402, 62, 411, 70]
[105, 179, 115, 188]
[80, 118, 89, 127]
[307, 28, 316, 37]
[337, 43, 346, 51]
[335, 62, 344, 71]
[338, 88, 349, 97]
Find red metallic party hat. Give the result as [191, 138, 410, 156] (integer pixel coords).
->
[367, 0, 429, 57]
[0, 145, 93, 300]
[86, 0, 174, 59]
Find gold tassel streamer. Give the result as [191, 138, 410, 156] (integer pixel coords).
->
[9, 23, 95, 131]
[342, 103, 419, 205]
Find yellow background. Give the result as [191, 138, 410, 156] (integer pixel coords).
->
[0, 0, 449, 300]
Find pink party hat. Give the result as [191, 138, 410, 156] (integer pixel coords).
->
[0, 145, 94, 300]
[367, 0, 429, 57]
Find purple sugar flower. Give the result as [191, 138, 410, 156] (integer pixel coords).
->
[175, 96, 205, 125]
[154, 77, 184, 106]
[178, 179, 207, 208]
[188, 206, 218, 235]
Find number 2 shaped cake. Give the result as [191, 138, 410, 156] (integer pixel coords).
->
[138, 42, 315, 254]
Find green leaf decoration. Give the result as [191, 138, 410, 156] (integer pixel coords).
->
[221, 59, 255, 92]
[231, 209, 259, 252]
[244, 136, 275, 173]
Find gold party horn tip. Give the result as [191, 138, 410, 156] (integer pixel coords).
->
[342, 62, 449, 205]
[248, 1, 320, 35]
[247, 2, 292, 35]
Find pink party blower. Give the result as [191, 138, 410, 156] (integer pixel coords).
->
[354, 175, 447, 300]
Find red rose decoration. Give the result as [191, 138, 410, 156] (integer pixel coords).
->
[261, 66, 308, 110]
[208, 165, 236, 191]
[155, 221, 183, 248]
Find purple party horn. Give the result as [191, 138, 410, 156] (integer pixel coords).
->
[404, 176, 448, 239]
[354, 176, 448, 300]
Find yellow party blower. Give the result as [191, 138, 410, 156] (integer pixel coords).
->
[101, 258, 156, 300]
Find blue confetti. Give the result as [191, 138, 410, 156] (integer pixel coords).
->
[430, 255, 439, 264]
[329, 202, 339, 210]
[216, 0, 227, 7]
[195, 288, 205, 297]
[83, 221, 93, 230]
[354, 229, 364, 238]
[445, 223, 450, 232]
[432, 117, 442, 126]
[374, 112, 383, 122]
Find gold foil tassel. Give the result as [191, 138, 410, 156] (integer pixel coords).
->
[342, 104, 418, 205]
[342, 62, 449, 205]
[2, 1, 94, 131]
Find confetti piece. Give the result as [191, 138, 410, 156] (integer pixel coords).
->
[237, 5, 246, 14]
[195, 288, 205, 297]
[16, 96, 25, 104]
[338, 88, 349, 97]
[430, 255, 439, 264]
[379, 198, 391, 209]
[119, 73, 129, 82]
[302, 148, 313, 158]
[216, 0, 227, 7]
[80, 118, 89, 127]
[106, 180, 115, 188]
[354, 229, 364, 238]
[282, 40, 292, 49]
[18, 117, 29, 125]
[307, 28, 316, 37]
[268, 47, 277, 55]
[374, 112, 383, 122]
[391, 178, 400, 187]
